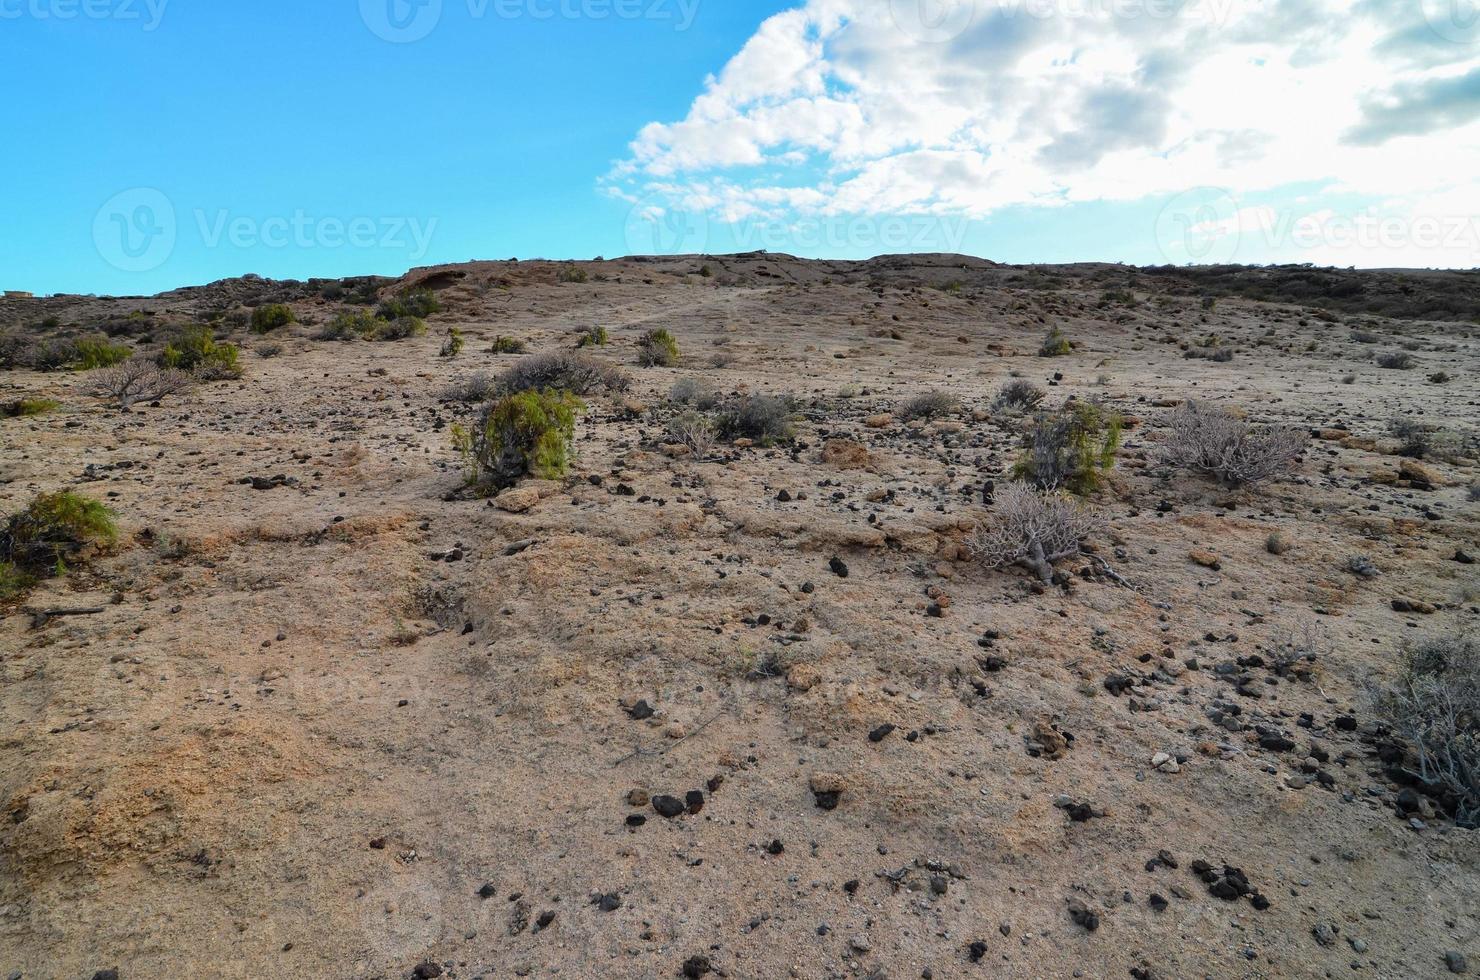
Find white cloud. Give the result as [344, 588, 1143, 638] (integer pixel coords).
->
[607, 0, 1480, 247]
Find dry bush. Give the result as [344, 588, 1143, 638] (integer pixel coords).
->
[899, 390, 959, 421]
[714, 393, 795, 445]
[1160, 402, 1308, 487]
[666, 411, 715, 457]
[496, 351, 629, 396]
[669, 377, 720, 410]
[444, 372, 498, 403]
[1371, 635, 1479, 828]
[90, 359, 192, 411]
[967, 483, 1101, 583]
[993, 379, 1045, 413]
[1377, 351, 1416, 370]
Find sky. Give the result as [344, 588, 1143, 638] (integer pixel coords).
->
[2, 0, 1477, 296]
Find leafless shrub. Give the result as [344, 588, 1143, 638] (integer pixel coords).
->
[993, 379, 1045, 413]
[670, 377, 721, 410]
[967, 483, 1101, 583]
[1160, 402, 1308, 488]
[899, 390, 958, 421]
[495, 351, 630, 396]
[1371, 635, 1480, 828]
[90, 359, 192, 411]
[1377, 351, 1415, 370]
[1390, 416, 1435, 458]
[714, 393, 795, 445]
[666, 411, 715, 457]
[443, 372, 498, 404]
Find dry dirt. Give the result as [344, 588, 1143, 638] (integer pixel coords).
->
[1, 254, 1477, 980]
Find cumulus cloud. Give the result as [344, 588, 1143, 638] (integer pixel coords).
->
[606, 0, 1480, 251]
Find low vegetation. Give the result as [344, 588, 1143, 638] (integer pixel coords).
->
[1160, 402, 1308, 487]
[1371, 635, 1480, 828]
[1, 491, 118, 599]
[161, 325, 242, 379]
[898, 390, 958, 421]
[575, 325, 609, 348]
[1014, 402, 1122, 496]
[993, 380, 1045, 413]
[637, 328, 680, 367]
[456, 389, 584, 490]
[440, 327, 465, 358]
[377, 288, 441, 321]
[496, 351, 629, 396]
[250, 303, 295, 333]
[2, 398, 60, 418]
[714, 393, 795, 446]
[91, 359, 192, 411]
[1039, 327, 1072, 357]
[968, 483, 1100, 583]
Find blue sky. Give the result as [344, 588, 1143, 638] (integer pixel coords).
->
[3, 0, 1477, 296]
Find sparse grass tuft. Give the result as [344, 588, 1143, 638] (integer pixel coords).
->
[2, 398, 60, 418]
[993, 380, 1046, 413]
[575, 325, 609, 348]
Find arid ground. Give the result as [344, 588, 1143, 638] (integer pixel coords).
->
[1, 254, 1477, 980]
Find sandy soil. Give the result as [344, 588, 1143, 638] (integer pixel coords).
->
[1, 254, 1477, 980]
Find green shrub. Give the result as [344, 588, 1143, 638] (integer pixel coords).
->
[638, 328, 680, 367]
[73, 336, 132, 370]
[1013, 401, 1121, 495]
[1039, 327, 1072, 357]
[377, 288, 441, 321]
[440, 327, 465, 358]
[369, 316, 426, 341]
[2, 398, 60, 418]
[319, 310, 380, 341]
[557, 264, 588, 283]
[575, 326, 609, 348]
[250, 303, 295, 334]
[1, 491, 118, 593]
[161, 326, 242, 379]
[458, 389, 584, 490]
[491, 335, 528, 354]
[994, 380, 1046, 413]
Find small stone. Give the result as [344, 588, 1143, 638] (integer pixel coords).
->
[1447, 951, 1469, 974]
[1313, 923, 1338, 948]
[412, 964, 443, 979]
[652, 795, 686, 819]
